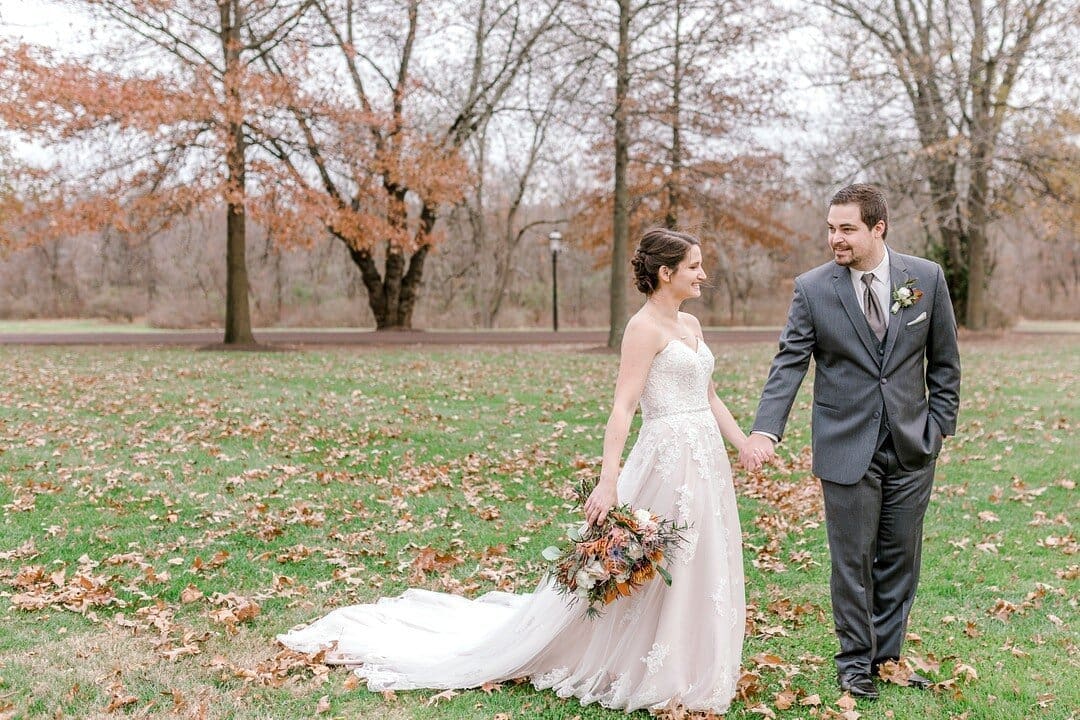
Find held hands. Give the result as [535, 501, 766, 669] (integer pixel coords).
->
[739, 434, 776, 471]
[584, 482, 618, 526]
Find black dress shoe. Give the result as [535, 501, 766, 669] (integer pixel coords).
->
[838, 673, 879, 700]
[906, 671, 932, 690]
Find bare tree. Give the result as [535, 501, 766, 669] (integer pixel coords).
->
[815, 0, 1077, 328]
[564, 0, 791, 343]
[557, 0, 675, 347]
[459, 34, 593, 327]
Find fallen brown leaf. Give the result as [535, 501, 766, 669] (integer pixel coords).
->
[774, 689, 796, 709]
[426, 689, 458, 706]
[316, 695, 330, 714]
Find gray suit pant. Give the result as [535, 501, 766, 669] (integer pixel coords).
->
[820, 433, 935, 676]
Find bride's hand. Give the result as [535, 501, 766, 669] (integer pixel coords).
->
[584, 483, 618, 526]
[738, 434, 775, 471]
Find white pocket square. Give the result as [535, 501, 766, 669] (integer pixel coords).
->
[906, 311, 928, 326]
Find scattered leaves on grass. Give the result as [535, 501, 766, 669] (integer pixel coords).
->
[0, 344, 1074, 719]
[425, 688, 459, 706]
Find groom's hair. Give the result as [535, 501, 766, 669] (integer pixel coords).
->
[830, 184, 889, 239]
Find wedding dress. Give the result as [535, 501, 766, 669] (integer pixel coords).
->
[278, 339, 745, 713]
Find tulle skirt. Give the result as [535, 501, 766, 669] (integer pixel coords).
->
[278, 409, 745, 713]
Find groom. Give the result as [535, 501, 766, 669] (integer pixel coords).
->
[740, 184, 961, 700]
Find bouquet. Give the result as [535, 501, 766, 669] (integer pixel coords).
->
[542, 483, 691, 618]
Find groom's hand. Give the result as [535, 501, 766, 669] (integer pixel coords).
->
[740, 434, 776, 471]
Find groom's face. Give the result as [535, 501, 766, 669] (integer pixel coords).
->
[826, 203, 885, 271]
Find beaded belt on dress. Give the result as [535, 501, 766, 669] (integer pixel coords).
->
[642, 405, 711, 421]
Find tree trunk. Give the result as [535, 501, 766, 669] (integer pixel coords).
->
[144, 235, 156, 318]
[928, 188, 969, 324]
[664, 0, 683, 230]
[342, 205, 435, 330]
[221, 0, 255, 345]
[966, 153, 992, 328]
[397, 242, 429, 327]
[224, 193, 254, 342]
[344, 244, 431, 329]
[347, 244, 386, 323]
[964, 9, 993, 330]
[608, 0, 631, 350]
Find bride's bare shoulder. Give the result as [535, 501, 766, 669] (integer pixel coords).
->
[622, 312, 667, 354]
[678, 311, 704, 335]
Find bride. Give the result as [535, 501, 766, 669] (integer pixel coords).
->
[278, 228, 750, 714]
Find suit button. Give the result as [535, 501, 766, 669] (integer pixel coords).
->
[880, 378, 888, 385]
[873, 411, 880, 418]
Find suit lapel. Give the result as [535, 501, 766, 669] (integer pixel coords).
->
[832, 265, 882, 362]
[881, 252, 909, 367]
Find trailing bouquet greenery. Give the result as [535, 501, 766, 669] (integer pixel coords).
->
[542, 479, 691, 618]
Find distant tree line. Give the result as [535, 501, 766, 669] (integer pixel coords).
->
[0, 0, 1076, 344]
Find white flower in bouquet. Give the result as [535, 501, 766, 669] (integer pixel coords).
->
[584, 560, 609, 582]
[633, 508, 658, 531]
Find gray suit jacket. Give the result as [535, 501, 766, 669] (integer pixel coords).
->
[753, 250, 961, 485]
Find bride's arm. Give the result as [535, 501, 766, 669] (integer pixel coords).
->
[584, 317, 662, 526]
[708, 377, 748, 452]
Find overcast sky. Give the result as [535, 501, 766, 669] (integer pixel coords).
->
[0, 0, 841, 182]
[0, 0, 85, 46]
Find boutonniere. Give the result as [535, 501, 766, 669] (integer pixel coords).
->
[890, 278, 923, 314]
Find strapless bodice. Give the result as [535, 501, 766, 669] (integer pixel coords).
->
[639, 339, 714, 421]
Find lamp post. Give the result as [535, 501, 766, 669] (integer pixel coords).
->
[548, 230, 564, 332]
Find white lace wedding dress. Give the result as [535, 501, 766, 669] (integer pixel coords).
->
[278, 339, 745, 713]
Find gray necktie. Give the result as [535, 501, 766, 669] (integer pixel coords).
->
[861, 273, 886, 341]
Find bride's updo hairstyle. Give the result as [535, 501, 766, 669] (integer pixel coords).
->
[630, 228, 701, 295]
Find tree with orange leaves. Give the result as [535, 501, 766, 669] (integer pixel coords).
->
[0, 0, 313, 345]
[1, 0, 564, 333]
[253, 0, 565, 329]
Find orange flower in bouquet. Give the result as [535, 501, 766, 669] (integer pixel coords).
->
[542, 482, 691, 618]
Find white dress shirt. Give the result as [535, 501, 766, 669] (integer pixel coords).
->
[850, 251, 891, 328]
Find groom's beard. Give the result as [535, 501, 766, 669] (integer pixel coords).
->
[832, 248, 855, 266]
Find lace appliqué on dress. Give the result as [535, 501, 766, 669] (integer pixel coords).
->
[641, 642, 670, 675]
[675, 484, 694, 523]
[677, 528, 699, 566]
[532, 666, 571, 689]
[710, 579, 730, 616]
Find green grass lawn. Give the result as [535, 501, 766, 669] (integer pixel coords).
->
[0, 338, 1076, 720]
